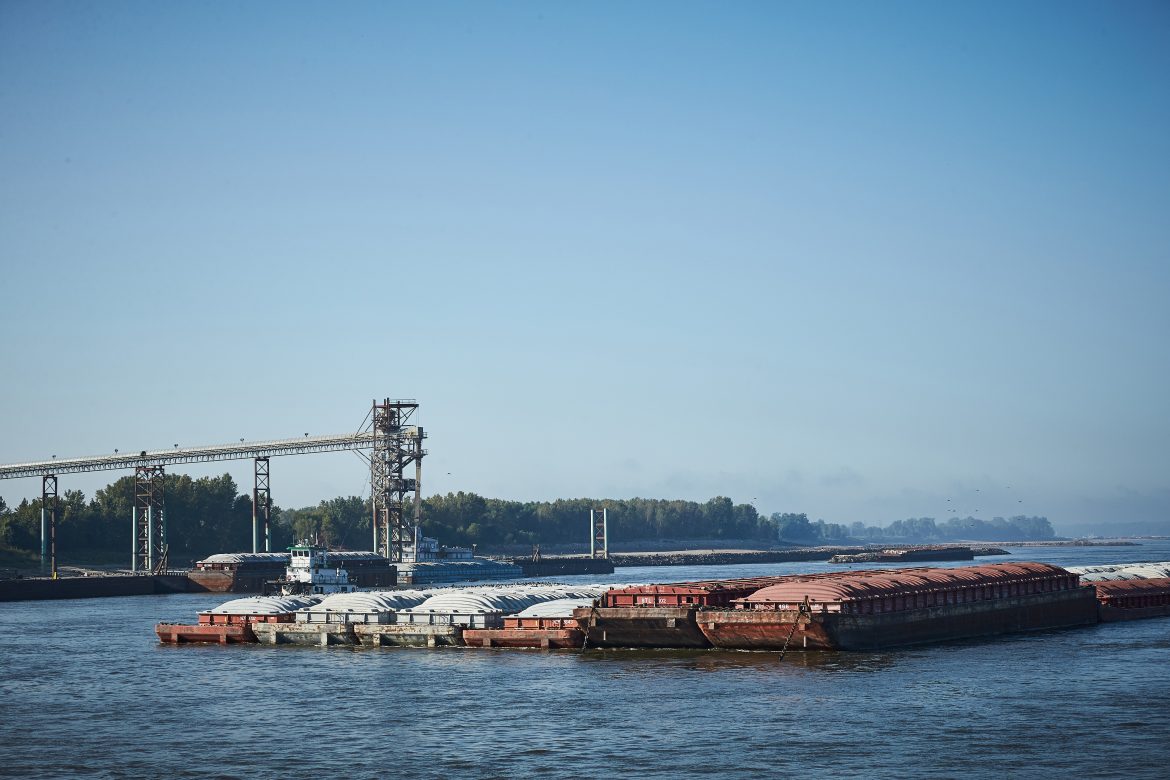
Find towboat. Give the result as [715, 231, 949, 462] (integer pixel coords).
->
[270, 541, 359, 596]
[156, 542, 355, 644]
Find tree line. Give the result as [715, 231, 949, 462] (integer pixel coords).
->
[0, 474, 256, 564]
[0, 473, 1057, 566]
[421, 493, 773, 548]
[771, 512, 1055, 545]
[0, 479, 774, 564]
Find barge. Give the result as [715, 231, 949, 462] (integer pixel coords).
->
[511, 555, 615, 578]
[578, 564, 1100, 651]
[1070, 562, 1170, 582]
[828, 545, 976, 564]
[2, 573, 189, 602]
[157, 562, 1170, 652]
[1092, 578, 1170, 622]
[699, 564, 1097, 650]
[156, 595, 318, 644]
[188, 550, 395, 592]
[394, 536, 525, 584]
[576, 576, 807, 648]
[464, 598, 594, 649]
[463, 616, 584, 649]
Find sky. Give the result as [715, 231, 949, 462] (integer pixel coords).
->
[1, 1, 1168, 536]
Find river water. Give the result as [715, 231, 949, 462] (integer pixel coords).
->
[2, 543, 1169, 779]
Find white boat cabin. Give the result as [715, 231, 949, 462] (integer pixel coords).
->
[282, 542, 358, 595]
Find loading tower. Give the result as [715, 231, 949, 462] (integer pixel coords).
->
[369, 399, 427, 563]
[132, 465, 166, 573]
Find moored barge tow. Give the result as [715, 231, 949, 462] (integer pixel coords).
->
[156, 562, 1170, 651]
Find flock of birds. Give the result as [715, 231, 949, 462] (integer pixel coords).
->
[943, 485, 1025, 517]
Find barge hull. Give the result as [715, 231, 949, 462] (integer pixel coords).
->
[514, 557, 615, 577]
[699, 588, 1099, 651]
[156, 622, 256, 644]
[1098, 604, 1170, 622]
[463, 628, 585, 649]
[696, 611, 837, 650]
[577, 606, 711, 648]
[252, 623, 358, 646]
[354, 624, 463, 647]
[3, 574, 189, 602]
[834, 587, 1099, 649]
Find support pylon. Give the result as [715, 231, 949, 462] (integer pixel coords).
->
[253, 457, 272, 553]
[132, 465, 165, 572]
[590, 507, 608, 559]
[41, 475, 58, 579]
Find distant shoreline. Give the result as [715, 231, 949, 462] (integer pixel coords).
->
[1006, 539, 1146, 547]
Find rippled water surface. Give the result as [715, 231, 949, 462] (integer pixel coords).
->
[3, 543, 1170, 779]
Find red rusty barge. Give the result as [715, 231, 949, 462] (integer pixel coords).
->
[697, 563, 1098, 650]
[155, 596, 315, 644]
[578, 564, 1100, 651]
[575, 576, 801, 648]
[1092, 578, 1170, 622]
[463, 615, 585, 649]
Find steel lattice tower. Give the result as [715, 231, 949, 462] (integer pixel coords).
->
[370, 399, 426, 563]
[41, 475, 58, 578]
[132, 465, 166, 572]
[590, 507, 609, 559]
[252, 457, 272, 553]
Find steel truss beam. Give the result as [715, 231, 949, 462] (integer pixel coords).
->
[0, 432, 380, 480]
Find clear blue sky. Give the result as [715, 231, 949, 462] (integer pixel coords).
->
[2, 1, 1168, 534]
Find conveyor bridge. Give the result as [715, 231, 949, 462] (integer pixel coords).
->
[0, 399, 425, 576]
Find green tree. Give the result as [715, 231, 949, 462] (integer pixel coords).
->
[773, 512, 815, 543]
